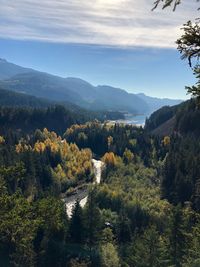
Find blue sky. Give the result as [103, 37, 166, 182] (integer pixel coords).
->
[0, 0, 199, 99]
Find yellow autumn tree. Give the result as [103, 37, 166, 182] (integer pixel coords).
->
[102, 152, 117, 168]
[16, 143, 32, 153]
[0, 136, 5, 144]
[163, 136, 171, 146]
[33, 141, 46, 153]
[60, 140, 69, 158]
[22, 128, 94, 189]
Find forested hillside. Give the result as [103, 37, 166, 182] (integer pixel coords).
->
[0, 87, 53, 108]
[145, 98, 200, 136]
[0, 105, 124, 137]
[145, 98, 200, 213]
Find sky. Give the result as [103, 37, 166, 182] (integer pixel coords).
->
[0, 0, 199, 99]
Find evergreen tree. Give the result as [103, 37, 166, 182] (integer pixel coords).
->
[84, 189, 102, 252]
[69, 201, 84, 244]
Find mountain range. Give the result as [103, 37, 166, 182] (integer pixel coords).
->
[0, 58, 182, 114]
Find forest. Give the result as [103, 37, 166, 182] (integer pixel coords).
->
[0, 104, 124, 136]
[0, 96, 200, 267]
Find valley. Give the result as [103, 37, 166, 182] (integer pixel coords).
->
[0, 60, 199, 267]
[0, 0, 200, 266]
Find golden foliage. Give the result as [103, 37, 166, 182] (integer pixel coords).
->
[16, 128, 93, 188]
[16, 143, 32, 153]
[33, 141, 46, 153]
[163, 136, 171, 146]
[102, 152, 117, 167]
[0, 136, 5, 144]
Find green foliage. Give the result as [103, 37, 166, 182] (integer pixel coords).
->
[123, 148, 134, 164]
[0, 191, 40, 266]
[127, 225, 166, 267]
[84, 189, 102, 248]
[99, 243, 120, 267]
[0, 105, 123, 137]
[69, 201, 84, 244]
[69, 259, 90, 267]
[162, 136, 200, 207]
[0, 163, 25, 194]
[175, 99, 200, 135]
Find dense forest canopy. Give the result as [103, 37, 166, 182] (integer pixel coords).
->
[0, 96, 200, 266]
[0, 105, 124, 137]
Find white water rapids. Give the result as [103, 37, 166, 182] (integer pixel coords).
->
[64, 159, 104, 217]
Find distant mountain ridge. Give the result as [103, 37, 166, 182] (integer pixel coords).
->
[0, 58, 35, 80]
[0, 59, 182, 114]
[136, 93, 182, 113]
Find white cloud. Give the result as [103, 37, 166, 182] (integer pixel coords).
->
[0, 0, 198, 48]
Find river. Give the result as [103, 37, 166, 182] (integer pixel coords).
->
[64, 159, 104, 217]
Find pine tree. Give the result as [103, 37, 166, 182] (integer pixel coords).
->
[69, 201, 84, 244]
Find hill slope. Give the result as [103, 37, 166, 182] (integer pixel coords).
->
[0, 58, 35, 79]
[145, 99, 200, 136]
[0, 86, 53, 108]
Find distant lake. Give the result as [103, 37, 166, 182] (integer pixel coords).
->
[124, 114, 150, 126]
[112, 113, 150, 127]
